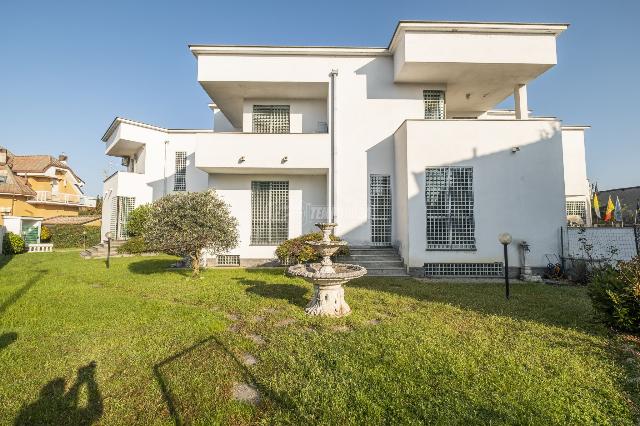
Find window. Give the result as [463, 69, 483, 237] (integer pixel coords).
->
[251, 181, 289, 245]
[252, 105, 290, 133]
[425, 167, 475, 250]
[370, 175, 392, 246]
[424, 90, 445, 120]
[566, 200, 587, 223]
[174, 152, 186, 192]
[110, 196, 135, 240]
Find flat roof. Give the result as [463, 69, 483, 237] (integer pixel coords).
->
[189, 20, 569, 56]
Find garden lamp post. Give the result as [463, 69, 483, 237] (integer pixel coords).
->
[82, 230, 87, 250]
[498, 233, 513, 299]
[105, 231, 112, 269]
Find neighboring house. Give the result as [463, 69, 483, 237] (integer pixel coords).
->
[100, 20, 590, 276]
[0, 147, 96, 244]
[597, 186, 640, 224]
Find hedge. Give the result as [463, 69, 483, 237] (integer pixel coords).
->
[48, 225, 101, 249]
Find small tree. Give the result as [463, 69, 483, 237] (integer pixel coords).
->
[143, 190, 239, 276]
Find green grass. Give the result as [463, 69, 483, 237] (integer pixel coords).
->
[1, 251, 639, 425]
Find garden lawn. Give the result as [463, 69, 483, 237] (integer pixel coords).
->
[1, 252, 639, 425]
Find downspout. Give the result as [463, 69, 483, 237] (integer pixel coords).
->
[163, 140, 169, 196]
[329, 69, 338, 224]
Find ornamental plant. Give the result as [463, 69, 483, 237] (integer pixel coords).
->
[588, 256, 640, 332]
[2, 232, 26, 255]
[40, 225, 52, 242]
[143, 190, 239, 276]
[275, 232, 349, 265]
[118, 204, 152, 254]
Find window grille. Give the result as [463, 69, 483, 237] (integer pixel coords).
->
[252, 105, 290, 133]
[425, 167, 475, 250]
[110, 196, 135, 240]
[217, 254, 240, 266]
[174, 151, 187, 191]
[370, 174, 392, 246]
[566, 200, 587, 222]
[251, 181, 289, 245]
[424, 90, 445, 120]
[424, 262, 503, 277]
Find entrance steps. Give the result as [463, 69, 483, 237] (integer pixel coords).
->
[80, 240, 127, 259]
[338, 246, 408, 277]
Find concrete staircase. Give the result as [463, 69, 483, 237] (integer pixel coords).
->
[338, 246, 408, 277]
[80, 240, 127, 259]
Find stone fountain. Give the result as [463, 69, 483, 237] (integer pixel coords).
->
[287, 223, 367, 317]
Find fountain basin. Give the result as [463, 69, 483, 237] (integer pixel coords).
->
[287, 262, 367, 285]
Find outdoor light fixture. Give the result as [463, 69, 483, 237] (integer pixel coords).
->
[498, 232, 512, 299]
[281, 156, 288, 163]
[238, 156, 245, 163]
[105, 231, 113, 269]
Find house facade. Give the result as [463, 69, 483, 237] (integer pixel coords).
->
[100, 20, 590, 276]
[0, 148, 96, 243]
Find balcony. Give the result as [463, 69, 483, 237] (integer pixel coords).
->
[30, 191, 97, 207]
[195, 132, 330, 174]
[103, 171, 153, 202]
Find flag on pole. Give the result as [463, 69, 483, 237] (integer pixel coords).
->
[593, 192, 601, 219]
[604, 196, 615, 222]
[614, 196, 623, 222]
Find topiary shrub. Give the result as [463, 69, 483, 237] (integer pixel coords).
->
[48, 225, 101, 249]
[275, 232, 349, 265]
[2, 232, 26, 254]
[117, 236, 148, 255]
[40, 225, 52, 242]
[588, 256, 640, 332]
[126, 204, 151, 237]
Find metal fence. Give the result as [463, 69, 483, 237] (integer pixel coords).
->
[562, 226, 639, 263]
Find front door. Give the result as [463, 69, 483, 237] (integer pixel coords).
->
[110, 196, 135, 240]
[370, 174, 391, 246]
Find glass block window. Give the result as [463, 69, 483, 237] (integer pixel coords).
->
[370, 174, 392, 246]
[566, 200, 587, 222]
[424, 90, 445, 120]
[252, 105, 290, 133]
[251, 181, 289, 245]
[425, 167, 475, 250]
[424, 262, 503, 277]
[174, 151, 187, 192]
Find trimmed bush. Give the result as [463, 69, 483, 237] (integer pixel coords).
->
[49, 225, 101, 249]
[275, 232, 349, 265]
[126, 204, 151, 237]
[588, 256, 640, 332]
[117, 237, 148, 255]
[2, 232, 26, 254]
[40, 225, 52, 242]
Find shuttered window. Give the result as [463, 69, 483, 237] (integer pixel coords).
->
[252, 105, 290, 133]
[424, 90, 445, 120]
[425, 167, 475, 250]
[251, 181, 289, 245]
[174, 151, 186, 192]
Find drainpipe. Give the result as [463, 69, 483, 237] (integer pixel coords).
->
[329, 69, 338, 224]
[163, 140, 169, 196]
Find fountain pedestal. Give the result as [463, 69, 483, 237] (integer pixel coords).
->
[287, 223, 367, 317]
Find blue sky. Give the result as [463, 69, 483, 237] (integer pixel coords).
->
[1, 0, 638, 196]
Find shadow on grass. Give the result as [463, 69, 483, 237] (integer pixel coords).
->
[153, 335, 295, 426]
[1, 269, 46, 316]
[14, 361, 103, 426]
[127, 258, 189, 276]
[0, 331, 17, 350]
[0, 254, 14, 270]
[350, 276, 601, 334]
[237, 279, 308, 308]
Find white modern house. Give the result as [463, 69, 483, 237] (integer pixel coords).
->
[100, 20, 591, 277]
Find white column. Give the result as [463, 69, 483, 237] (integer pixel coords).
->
[514, 84, 529, 120]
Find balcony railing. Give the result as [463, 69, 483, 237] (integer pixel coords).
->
[31, 191, 97, 207]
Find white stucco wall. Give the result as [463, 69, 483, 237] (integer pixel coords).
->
[396, 119, 566, 268]
[242, 99, 327, 133]
[208, 173, 327, 260]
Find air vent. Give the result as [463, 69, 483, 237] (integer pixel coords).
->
[424, 262, 503, 277]
[217, 254, 240, 266]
